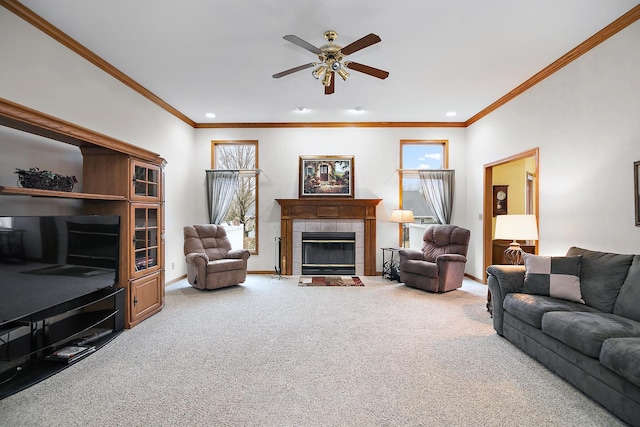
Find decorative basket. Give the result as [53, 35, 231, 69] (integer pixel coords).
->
[15, 168, 78, 192]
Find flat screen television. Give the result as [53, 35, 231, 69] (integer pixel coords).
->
[0, 215, 120, 324]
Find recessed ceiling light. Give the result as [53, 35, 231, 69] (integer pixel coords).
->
[295, 107, 308, 112]
[351, 106, 365, 113]
[446, 111, 457, 117]
[205, 113, 216, 118]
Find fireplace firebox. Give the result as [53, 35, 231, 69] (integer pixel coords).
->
[302, 232, 356, 275]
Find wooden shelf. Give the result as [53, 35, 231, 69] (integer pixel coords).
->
[0, 186, 126, 201]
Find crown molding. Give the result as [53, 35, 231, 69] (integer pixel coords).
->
[194, 121, 467, 128]
[0, 0, 195, 128]
[3, 1, 639, 129]
[465, 4, 640, 126]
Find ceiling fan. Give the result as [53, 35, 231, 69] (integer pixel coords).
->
[272, 30, 389, 95]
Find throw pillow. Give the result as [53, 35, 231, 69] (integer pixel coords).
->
[523, 253, 584, 304]
[566, 246, 634, 313]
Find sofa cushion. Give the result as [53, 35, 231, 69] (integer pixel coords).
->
[400, 259, 438, 278]
[600, 337, 640, 388]
[613, 255, 640, 322]
[566, 247, 634, 313]
[541, 311, 640, 358]
[206, 258, 246, 273]
[523, 254, 584, 303]
[503, 293, 597, 329]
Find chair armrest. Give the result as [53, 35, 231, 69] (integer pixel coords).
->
[186, 252, 209, 264]
[398, 249, 423, 262]
[436, 253, 466, 263]
[227, 249, 250, 261]
[486, 265, 525, 335]
[185, 252, 208, 288]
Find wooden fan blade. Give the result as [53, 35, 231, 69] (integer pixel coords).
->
[325, 71, 335, 95]
[272, 63, 315, 79]
[340, 33, 381, 56]
[345, 61, 389, 79]
[283, 35, 322, 54]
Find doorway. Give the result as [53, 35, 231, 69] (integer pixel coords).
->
[483, 148, 539, 282]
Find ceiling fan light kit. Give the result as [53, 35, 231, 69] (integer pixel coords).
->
[273, 30, 389, 95]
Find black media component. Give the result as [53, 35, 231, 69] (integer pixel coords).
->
[0, 215, 123, 399]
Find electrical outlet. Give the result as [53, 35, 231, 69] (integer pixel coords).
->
[171, 262, 175, 270]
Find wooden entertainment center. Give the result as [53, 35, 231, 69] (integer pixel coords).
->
[0, 97, 166, 329]
[0, 97, 166, 397]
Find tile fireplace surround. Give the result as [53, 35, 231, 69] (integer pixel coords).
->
[294, 220, 362, 275]
[276, 198, 382, 276]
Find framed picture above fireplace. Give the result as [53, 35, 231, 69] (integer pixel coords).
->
[299, 155, 354, 198]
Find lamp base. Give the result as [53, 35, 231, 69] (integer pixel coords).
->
[504, 241, 525, 265]
[402, 224, 407, 248]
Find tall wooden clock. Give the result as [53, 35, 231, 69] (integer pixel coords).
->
[493, 185, 508, 216]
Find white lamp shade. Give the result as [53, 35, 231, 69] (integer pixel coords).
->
[494, 214, 538, 241]
[390, 209, 414, 224]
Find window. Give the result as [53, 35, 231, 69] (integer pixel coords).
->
[399, 140, 448, 246]
[211, 140, 258, 253]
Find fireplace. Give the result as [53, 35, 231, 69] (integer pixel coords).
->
[302, 232, 356, 275]
[276, 198, 382, 276]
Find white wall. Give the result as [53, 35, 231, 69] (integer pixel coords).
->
[1, 9, 468, 278]
[465, 20, 640, 278]
[0, 10, 196, 283]
[192, 127, 467, 272]
[3, 7, 639, 282]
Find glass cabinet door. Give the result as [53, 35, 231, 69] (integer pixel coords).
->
[131, 204, 160, 277]
[131, 160, 160, 200]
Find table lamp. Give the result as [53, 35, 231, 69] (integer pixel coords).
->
[390, 209, 414, 248]
[494, 214, 538, 265]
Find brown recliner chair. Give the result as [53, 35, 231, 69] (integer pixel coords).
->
[183, 224, 250, 290]
[398, 225, 471, 293]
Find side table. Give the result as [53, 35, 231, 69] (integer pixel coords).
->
[381, 247, 402, 281]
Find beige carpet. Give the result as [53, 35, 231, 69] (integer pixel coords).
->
[0, 275, 625, 426]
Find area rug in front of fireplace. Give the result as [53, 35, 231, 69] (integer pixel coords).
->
[298, 276, 364, 286]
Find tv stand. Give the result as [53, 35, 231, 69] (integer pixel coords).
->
[0, 286, 124, 399]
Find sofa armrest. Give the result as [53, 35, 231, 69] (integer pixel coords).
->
[185, 252, 209, 288]
[227, 249, 251, 261]
[486, 265, 525, 335]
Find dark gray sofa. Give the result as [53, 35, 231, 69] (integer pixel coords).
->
[487, 247, 640, 426]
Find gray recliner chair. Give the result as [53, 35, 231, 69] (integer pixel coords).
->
[398, 225, 471, 293]
[183, 224, 250, 290]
